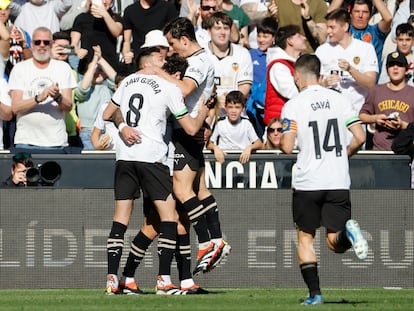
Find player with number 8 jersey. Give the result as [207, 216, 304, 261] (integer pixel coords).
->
[112, 75, 186, 163]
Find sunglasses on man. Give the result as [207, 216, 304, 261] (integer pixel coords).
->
[33, 40, 51, 46]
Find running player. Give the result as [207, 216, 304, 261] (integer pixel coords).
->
[280, 54, 369, 305]
[103, 47, 210, 295]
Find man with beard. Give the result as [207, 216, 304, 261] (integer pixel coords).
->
[9, 26, 76, 152]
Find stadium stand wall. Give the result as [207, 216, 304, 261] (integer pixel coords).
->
[1, 189, 413, 289]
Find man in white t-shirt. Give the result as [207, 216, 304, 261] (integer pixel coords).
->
[9, 26, 76, 152]
[280, 53, 368, 305]
[315, 8, 378, 116]
[205, 12, 253, 117]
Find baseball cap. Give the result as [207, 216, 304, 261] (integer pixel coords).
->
[0, 0, 10, 10]
[386, 51, 408, 69]
[141, 30, 169, 49]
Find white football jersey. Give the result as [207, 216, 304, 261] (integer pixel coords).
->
[111, 74, 188, 162]
[281, 85, 361, 190]
[206, 42, 253, 98]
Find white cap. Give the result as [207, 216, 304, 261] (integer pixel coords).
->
[141, 30, 169, 49]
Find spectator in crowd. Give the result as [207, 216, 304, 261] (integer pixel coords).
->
[264, 24, 306, 124]
[392, 120, 414, 189]
[390, 0, 413, 43]
[0, 76, 12, 150]
[71, 0, 123, 75]
[90, 73, 124, 151]
[9, 27, 77, 152]
[1, 1, 32, 76]
[329, 0, 392, 74]
[262, 117, 282, 149]
[379, 23, 414, 85]
[280, 53, 368, 305]
[360, 51, 414, 150]
[246, 16, 278, 137]
[50, 31, 82, 149]
[121, 0, 177, 72]
[220, 0, 251, 47]
[186, 0, 240, 47]
[14, 0, 72, 39]
[205, 12, 253, 118]
[239, 0, 278, 49]
[74, 45, 116, 150]
[1, 0, 32, 150]
[141, 30, 170, 59]
[315, 8, 378, 116]
[1, 152, 34, 186]
[274, 0, 328, 52]
[207, 90, 262, 164]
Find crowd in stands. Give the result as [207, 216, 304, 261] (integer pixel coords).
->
[0, 0, 413, 159]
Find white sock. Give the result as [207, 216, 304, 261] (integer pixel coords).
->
[180, 278, 195, 289]
[211, 238, 223, 245]
[125, 277, 134, 284]
[199, 241, 211, 250]
[157, 275, 172, 286]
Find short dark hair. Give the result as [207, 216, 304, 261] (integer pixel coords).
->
[164, 17, 197, 42]
[396, 23, 414, 38]
[350, 0, 373, 16]
[162, 53, 189, 80]
[294, 54, 321, 78]
[275, 24, 301, 50]
[204, 11, 233, 29]
[12, 152, 33, 169]
[52, 31, 70, 41]
[225, 90, 245, 107]
[256, 17, 278, 37]
[325, 8, 351, 30]
[136, 47, 161, 68]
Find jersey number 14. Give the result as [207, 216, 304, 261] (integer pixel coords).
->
[309, 118, 343, 159]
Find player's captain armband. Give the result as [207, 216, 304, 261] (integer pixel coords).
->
[282, 118, 297, 133]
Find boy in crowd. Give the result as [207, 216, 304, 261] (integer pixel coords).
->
[207, 90, 262, 164]
[379, 23, 414, 86]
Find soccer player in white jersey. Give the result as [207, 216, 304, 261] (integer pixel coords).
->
[153, 17, 232, 276]
[204, 12, 253, 117]
[103, 47, 210, 295]
[280, 54, 369, 305]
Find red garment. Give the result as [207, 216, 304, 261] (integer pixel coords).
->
[264, 58, 295, 124]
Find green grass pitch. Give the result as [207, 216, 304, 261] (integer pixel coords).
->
[0, 288, 413, 311]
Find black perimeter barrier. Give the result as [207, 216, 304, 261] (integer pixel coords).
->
[0, 151, 413, 288]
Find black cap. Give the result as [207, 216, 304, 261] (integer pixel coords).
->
[386, 51, 408, 69]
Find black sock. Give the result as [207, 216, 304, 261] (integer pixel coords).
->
[158, 221, 177, 276]
[300, 262, 321, 297]
[175, 233, 192, 281]
[335, 230, 352, 253]
[201, 195, 222, 239]
[182, 197, 210, 244]
[122, 231, 153, 277]
[107, 221, 127, 275]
